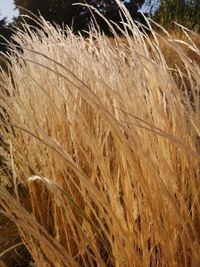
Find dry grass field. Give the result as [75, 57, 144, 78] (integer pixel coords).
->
[0, 13, 200, 267]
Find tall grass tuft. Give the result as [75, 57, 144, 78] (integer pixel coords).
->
[0, 12, 200, 267]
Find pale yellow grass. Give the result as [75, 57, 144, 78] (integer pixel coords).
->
[0, 16, 200, 267]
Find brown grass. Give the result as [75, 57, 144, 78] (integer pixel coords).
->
[0, 14, 200, 267]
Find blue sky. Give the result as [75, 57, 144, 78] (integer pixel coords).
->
[0, 0, 19, 22]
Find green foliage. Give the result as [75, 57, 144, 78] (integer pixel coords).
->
[153, 0, 200, 32]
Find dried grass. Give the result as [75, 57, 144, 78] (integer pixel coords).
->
[0, 13, 200, 267]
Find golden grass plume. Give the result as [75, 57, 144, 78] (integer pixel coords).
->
[0, 14, 200, 267]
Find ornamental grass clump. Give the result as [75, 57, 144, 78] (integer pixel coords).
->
[0, 10, 199, 267]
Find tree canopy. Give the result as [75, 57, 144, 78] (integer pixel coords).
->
[14, 0, 146, 33]
[0, 17, 13, 53]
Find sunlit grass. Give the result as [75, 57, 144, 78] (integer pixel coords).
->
[0, 12, 199, 267]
